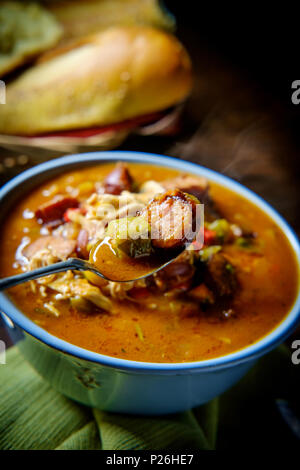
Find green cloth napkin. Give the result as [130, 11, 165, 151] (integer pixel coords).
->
[0, 345, 298, 450]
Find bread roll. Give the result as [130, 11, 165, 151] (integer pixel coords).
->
[0, 26, 192, 135]
[0, 1, 62, 77]
[44, 0, 175, 42]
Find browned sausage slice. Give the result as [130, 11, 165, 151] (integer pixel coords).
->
[162, 175, 220, 221]
[142, 189, 200, 249]
[35, 195, 79, 224]
[76, 229, 89, 259]
[104, 162, 134, 195]
[162, 175, 208, 202]
[24, 236, 76, 260]
[154, 260, 195, 291]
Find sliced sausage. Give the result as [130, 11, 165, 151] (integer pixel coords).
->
[76, 229, 89, 259]
[142, 189, 199, 249]
[24, 236, 76, 260]
[104, 162, 134, 195]
[156, 260, 195, 291]
[35, 195, 79, 225]
[162, 175, 208, 202]
[162, 175, 221, 221]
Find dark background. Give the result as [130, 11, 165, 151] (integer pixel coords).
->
[168, 2, 298, 106]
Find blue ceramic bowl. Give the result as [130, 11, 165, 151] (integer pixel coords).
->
[0, 151, 300, 415]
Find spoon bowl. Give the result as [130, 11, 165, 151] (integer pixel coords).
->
[89, 235, 186, 282]
[0, 246, 185, 290]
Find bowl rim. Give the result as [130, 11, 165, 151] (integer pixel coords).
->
[0, 150, 299, 373]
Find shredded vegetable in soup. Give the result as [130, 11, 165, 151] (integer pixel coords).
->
[0, 162, 298, 362]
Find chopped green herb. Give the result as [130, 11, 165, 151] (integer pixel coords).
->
[34, 307, 48, 315]
[118, 237, 153, 258]
[236, 237, 252, 248]
[199, 245, 221, 262]
[207, 219, 230, 242]
[134, 323, 144, 342]
[225, 263, 235, 274]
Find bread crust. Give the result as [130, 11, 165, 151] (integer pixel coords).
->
[0, 26, 192, 135]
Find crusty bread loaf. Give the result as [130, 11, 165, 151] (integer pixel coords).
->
[0, 26, 192, 135]
[0, 1, 62, 77]
[44, 0, 175, 42]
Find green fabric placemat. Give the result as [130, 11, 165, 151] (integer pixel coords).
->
[0, 345, 298, 450]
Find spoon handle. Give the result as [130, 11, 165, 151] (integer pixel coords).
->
[0, 259, 79, 291]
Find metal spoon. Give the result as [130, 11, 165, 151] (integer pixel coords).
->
[0, 250, 183, 291]
[0, 258, 104, 291]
